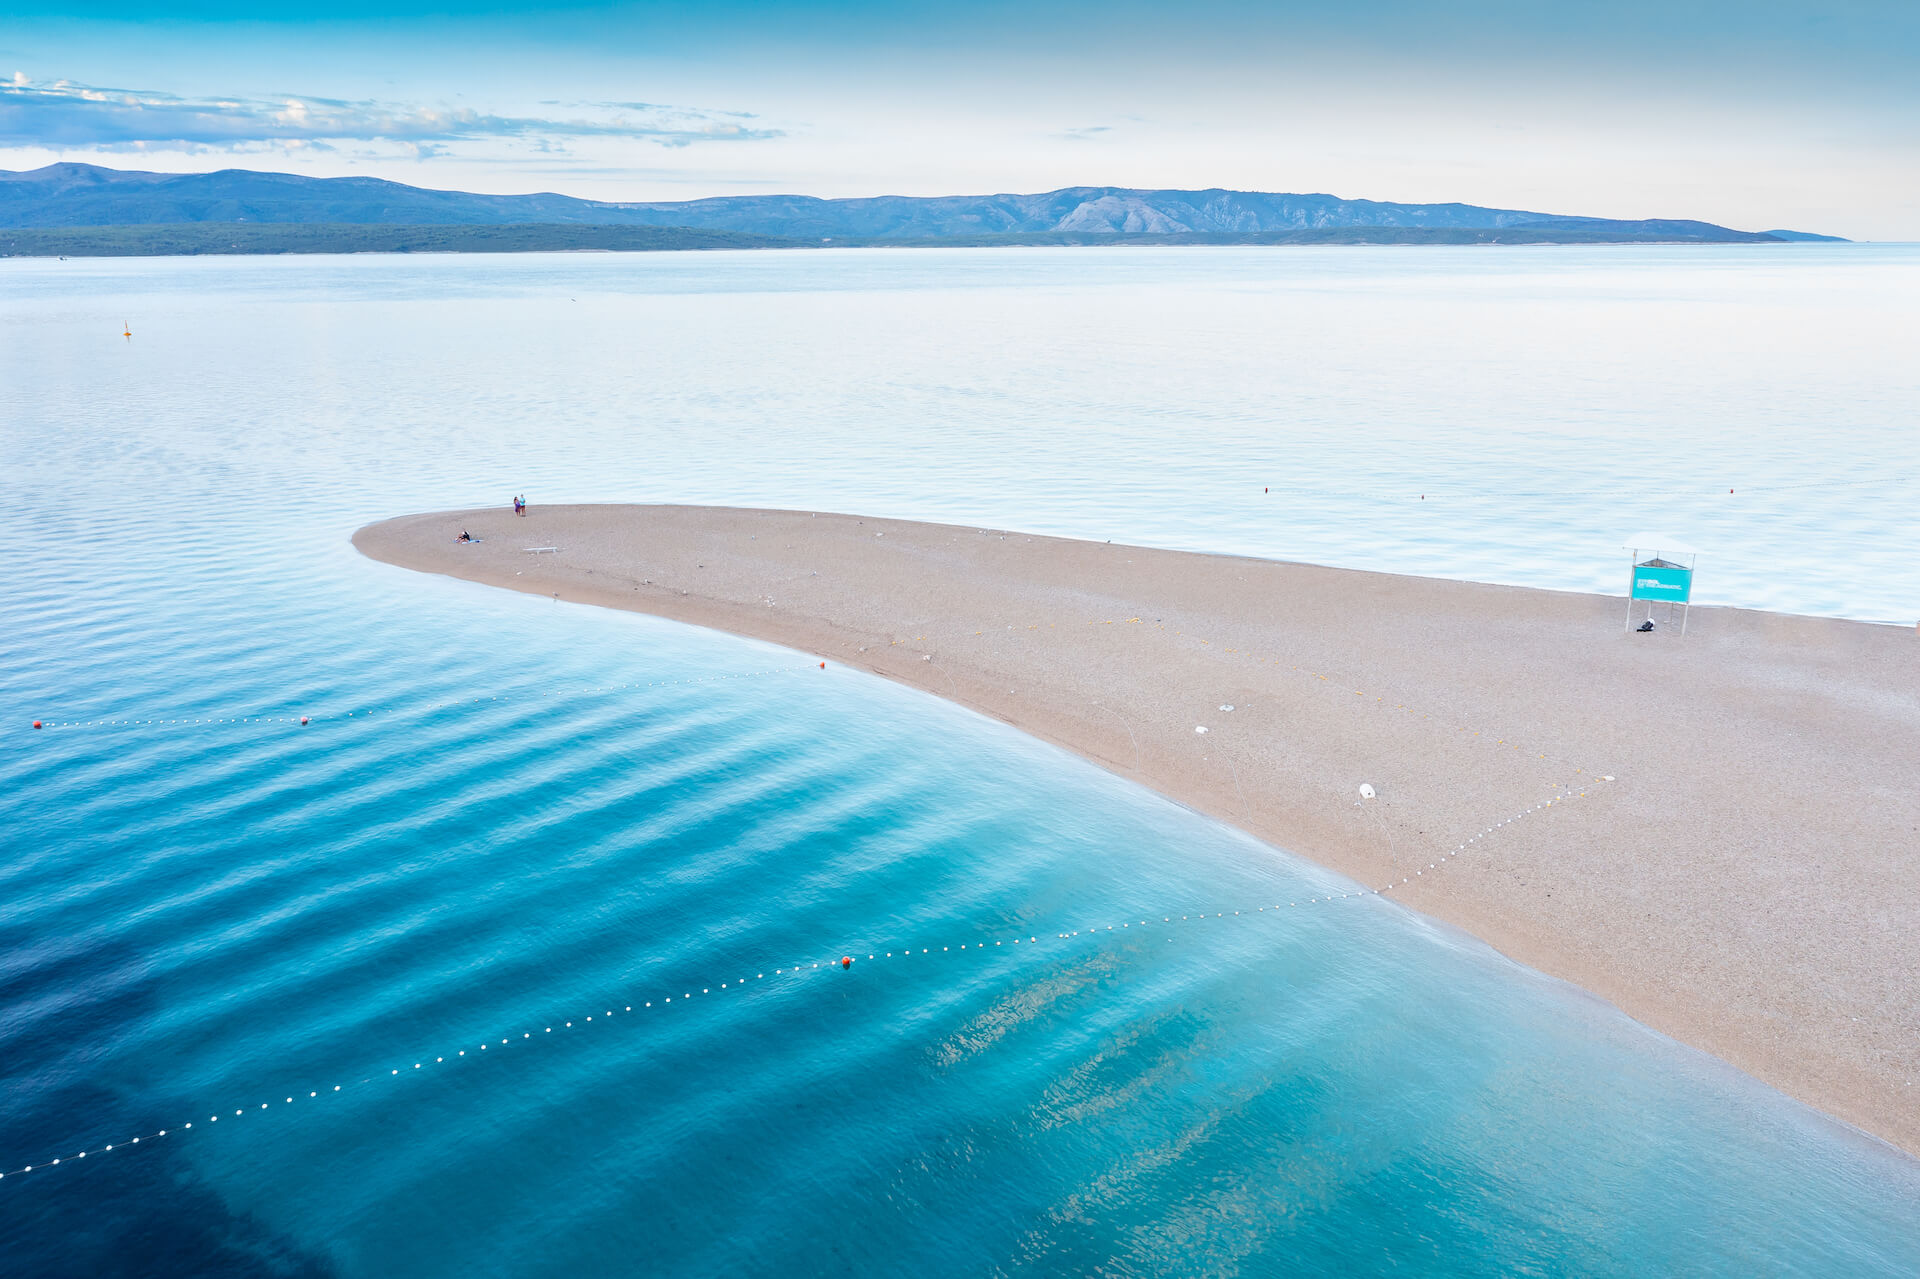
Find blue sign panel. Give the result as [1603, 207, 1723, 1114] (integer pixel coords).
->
[1630, 563, 1693, 602]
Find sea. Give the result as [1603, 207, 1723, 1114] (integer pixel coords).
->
[3, 246, 1917, 1276]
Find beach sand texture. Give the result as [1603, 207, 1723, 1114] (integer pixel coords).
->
[356, 504, 1919, 1156]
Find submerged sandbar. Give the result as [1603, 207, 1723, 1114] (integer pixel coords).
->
[355, 504, 1920, 1156]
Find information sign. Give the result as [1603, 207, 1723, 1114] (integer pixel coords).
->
[1630, 563, 1693, 603]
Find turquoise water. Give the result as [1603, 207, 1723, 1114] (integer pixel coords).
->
[3, 247, 1917, 1275]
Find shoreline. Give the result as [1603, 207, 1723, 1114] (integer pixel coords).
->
[354, 503, 1920, 1157]
[3, 229, 1833, 260]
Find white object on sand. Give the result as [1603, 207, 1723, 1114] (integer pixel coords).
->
[1358, 783, 1377, 800]
[1194, 725, 1208, 734]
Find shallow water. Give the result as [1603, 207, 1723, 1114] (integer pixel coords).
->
[9, 244, 1917, 619]
[3, 247, 1917, 1276]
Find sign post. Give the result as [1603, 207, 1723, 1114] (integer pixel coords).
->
[1623, 537, 1699, 635]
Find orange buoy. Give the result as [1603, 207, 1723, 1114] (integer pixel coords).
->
[819, 662, 826, 669]
[840, 956, 852, 969]
[33, 720, 42, 729]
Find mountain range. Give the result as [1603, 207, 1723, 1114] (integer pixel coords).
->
[0, 163, 1843, 251]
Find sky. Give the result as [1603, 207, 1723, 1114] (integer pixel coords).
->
[3, 1, 1917, 238]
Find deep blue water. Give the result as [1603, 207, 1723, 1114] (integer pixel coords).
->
[3, 248, 1917, 1276]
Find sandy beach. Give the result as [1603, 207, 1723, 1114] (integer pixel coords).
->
[355, 503, 1920, 1156]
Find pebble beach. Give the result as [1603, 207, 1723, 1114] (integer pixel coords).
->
[357, 502, 1920, 1157]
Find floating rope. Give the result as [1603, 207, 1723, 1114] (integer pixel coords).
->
[0, 776, 1606, 1188]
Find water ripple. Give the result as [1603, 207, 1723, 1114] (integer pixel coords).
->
[2, 248, 1917, 1277]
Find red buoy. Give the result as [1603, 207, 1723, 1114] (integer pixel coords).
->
[840, 956, 852, 969]
[33, 720, 42, 729]
[300, 716, 310, 726]
[819, 662, 826, 670]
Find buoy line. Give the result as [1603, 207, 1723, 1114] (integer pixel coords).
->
[24, 664, 822, 733]
[0, 776, 1606, 1190]
[1372, 773, 1608, 893]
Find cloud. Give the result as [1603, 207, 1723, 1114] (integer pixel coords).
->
[0, 76, 782, 151]
[1058, 125, 1113, 141]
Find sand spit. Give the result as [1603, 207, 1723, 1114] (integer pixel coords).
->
[356, 504, 1919, 1156]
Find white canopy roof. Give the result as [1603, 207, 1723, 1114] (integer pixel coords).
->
[1622, 533, 1701, 557]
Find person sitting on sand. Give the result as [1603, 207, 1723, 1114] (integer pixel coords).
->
[458, 530, 473, 542]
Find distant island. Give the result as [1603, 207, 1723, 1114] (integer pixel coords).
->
[0, 163, 1847, 256]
